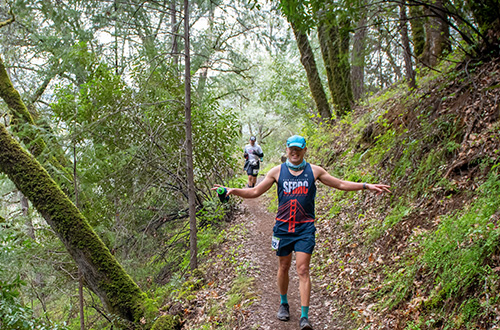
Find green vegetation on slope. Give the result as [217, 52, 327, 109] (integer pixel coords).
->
[307, 56, 500, 329]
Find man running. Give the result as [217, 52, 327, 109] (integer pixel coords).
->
[214, 135, 390, 330]
[243, 136, 264, 188]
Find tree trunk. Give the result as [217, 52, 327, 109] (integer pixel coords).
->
[0, 56, 46, 157]
[20, 191, 36, 239]
[0, 56, 70, 179]
[351, 15, 367, 101]
[318, 22, 335, 104]
[170, 0, 179, 71]
[400, 1, 416, 88]
[334, 19, 353, 116]
[0, 124, 147, 323]
[420, 0, 450, 67]
[317, 18, 353, 117]
[184, 0, 198, 270]
[409, 4, 426, 57]
[291, 22, 332, 123]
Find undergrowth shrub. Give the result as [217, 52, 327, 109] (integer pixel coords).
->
[421, 169, 500, 300]
[378, 166, 500, 327]
[0, 276, 67, 330]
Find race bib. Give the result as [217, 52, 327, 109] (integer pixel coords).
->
[271, 235, 280, 251]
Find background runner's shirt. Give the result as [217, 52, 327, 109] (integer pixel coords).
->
[244, 144, 263, 163]
[274, 163, 316, 235]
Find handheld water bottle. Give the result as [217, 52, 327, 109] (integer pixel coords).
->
[217, 187, 229, 203]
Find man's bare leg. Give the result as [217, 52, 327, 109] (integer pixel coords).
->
[277, 254, 292, 294]
[277, 253, 292, 321]
[295, 252, 311, 307]
[296, 252, 313, 329]
[247, 175, 253, 187]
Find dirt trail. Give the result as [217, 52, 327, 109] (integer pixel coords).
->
[240, 192, 337, 329]
[241, 196, 301, 329]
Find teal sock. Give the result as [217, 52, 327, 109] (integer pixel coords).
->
[280, 294, 288, 304]
[301, 306, 309, 319]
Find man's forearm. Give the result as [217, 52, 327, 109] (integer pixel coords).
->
[338, 181, 366, 191]
[230, 188, 261, 198]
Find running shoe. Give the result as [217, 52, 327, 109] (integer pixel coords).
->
[300, 317, 313, 330]
[277, 303, 290, 321]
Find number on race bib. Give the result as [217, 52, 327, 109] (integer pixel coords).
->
[271, 236, 280, 251]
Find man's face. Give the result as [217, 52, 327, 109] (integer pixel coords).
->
[287, 146, 307, 164]
[249, 139, 255, 146]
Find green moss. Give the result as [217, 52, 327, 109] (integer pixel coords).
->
[0, 56, 46, 156]
[151, 315, 182, 330]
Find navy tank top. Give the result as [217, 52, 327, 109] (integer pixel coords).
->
[274, 162, 317, 235]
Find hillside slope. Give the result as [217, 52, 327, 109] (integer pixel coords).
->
[308, 56, 500, 329]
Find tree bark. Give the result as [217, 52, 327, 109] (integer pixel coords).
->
[318, 22, 335, 104]
[0, 56, 46, 157]
[170, 0, 179, 71]
[0, 124, 147, 322]
[0, 56, 70, 180]
[291, 22, 332, 122]
[184, 0, 198, 270]
[317, 18, 353, 117]
[409, 4, 426, 57]
[420, 0, 450, 67]
[351, 15, 367, 101]
[20, 191, 36, 239]
[400, 1, 416, 88]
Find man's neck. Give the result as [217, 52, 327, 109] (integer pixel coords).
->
[286, 159, 306, 172]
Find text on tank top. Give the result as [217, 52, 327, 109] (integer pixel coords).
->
[275, 163, 316, 234]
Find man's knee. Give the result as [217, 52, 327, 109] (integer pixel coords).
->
[278, 256, 292, 272]
[296, 264, 310, 278]
[279, 261, 291, 273]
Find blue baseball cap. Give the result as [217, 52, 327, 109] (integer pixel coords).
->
[286, 135, 306, 149]
[250, 136, 256, 141]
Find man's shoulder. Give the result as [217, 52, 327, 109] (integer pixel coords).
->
[308, 163, 327, 178]
[266, 164, 282, 179]
[308, 163, 320, 169]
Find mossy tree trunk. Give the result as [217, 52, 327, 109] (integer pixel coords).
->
[420, 0, 451, 67]
[291, 22, 332, 123]
[0, 124, 148, 323]
[0, 56, 69, 175]
[317, 17, 353, 117]
[409, 4, 426, 57]
[0, 56, 46, 157]
[351, 14, 367, 101]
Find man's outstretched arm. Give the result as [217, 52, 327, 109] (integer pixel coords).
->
[312, 164, 391, 195]
[213, 165, 280, 198]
